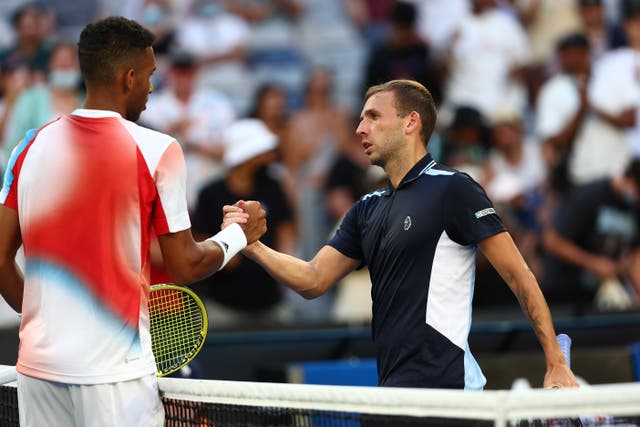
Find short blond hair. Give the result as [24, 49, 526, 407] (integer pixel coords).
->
[364, 80, 437, 146]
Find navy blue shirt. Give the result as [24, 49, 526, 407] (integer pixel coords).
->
[328, 155, 506, 389]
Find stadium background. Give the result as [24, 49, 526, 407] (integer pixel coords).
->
[0, 0, 639, 390]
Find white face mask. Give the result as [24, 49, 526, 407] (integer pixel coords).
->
[49, 69, 80, 89]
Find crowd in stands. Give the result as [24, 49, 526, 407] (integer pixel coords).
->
[1, 0, 640, 329]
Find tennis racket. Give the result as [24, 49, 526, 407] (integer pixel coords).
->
[149, 284, 208, 377]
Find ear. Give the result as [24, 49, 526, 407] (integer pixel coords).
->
[122, 68, 135, 94]
[405, 111, 421, 136]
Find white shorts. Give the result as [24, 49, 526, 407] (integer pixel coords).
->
[17, 373, 164, 427]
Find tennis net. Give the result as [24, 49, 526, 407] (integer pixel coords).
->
[1, 365, 640, 426]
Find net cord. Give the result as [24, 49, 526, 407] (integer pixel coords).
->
[158, 376, 640, 424]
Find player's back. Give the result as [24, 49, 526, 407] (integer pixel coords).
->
[4, 109, 184, 383]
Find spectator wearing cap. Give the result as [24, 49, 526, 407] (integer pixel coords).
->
[140, 50, 236, 210]
[191, 118, 297, 329]
[565, 0, 640, 187]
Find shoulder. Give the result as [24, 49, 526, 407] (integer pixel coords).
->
[120, 119, 176, 150]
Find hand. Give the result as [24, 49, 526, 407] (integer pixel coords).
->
[222, 200, 266, 244]
[543, 363, 580, 389]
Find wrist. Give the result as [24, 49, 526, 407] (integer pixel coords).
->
[207, 223, 247, 270]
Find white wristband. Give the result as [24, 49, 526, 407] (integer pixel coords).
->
[207, 223, 248, 270]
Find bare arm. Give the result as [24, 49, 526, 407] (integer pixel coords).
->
[542, 228, 617, 281]
[478, 231, 579, 388]
[242, 241, 359, 299]
[0, 205, 23, 312]
[158, 200, 266, 284]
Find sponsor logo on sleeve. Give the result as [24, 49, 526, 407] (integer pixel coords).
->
[474, 208, 496, 219]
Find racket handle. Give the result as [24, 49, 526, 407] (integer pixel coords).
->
[557, 333, 572, 368]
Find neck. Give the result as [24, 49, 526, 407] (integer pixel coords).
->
[385, 145, 426, 188]
[82, 88, 126, 117]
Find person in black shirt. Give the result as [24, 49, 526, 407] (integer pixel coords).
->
[542, 159, 640, 312]
[192, 118, 296, 329]
[225, 80, 578, 389]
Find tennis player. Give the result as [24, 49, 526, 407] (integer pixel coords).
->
[0, 17, 265, 427]
[225, 80, 580, 390]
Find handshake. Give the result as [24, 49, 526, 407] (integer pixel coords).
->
[221, 200, 267, 245]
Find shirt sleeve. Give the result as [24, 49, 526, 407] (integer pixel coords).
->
[327, 200, 364, 262]
[0, 128, 38, 210]
[444, 173, 506, 246]
[152, 141, 191, 235]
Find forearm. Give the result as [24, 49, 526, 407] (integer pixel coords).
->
[508, 268, 565, 367]
[159, 225, 247, 285]
[243, 241, 325, 298]
[0, 260, 24, 313]
[543, 230, 609, 276]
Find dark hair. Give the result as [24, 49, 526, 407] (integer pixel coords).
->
[622, 0, 640, 20]
[364, 79, 437, 146]
[625, 158, 640, 187]
[78, 16, 155, 85]
[557, 32, 590, 51]
[390, 1, 417, 27]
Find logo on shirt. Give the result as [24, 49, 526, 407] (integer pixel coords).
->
[474, 208, 496, 219]
[404, 216, 412, 230]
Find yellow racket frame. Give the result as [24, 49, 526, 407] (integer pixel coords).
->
[149, 284, 208, 377]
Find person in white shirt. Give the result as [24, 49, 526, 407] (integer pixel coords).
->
[566, 1, 640, 186]
[140, 50, 236, 210]
[442, 0, 531, 120]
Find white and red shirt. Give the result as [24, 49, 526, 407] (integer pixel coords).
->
[0, 109, 191, 384]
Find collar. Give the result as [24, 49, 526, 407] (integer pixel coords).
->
[384, 154, 435, 195]
[71, 109, 123, 119]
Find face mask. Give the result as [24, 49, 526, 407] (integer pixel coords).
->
[199, 3, 222, 18]
[49, 69, 80, 89]
[141, 5, 165, 26]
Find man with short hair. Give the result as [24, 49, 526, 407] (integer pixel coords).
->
[226, 79, 579, 389]
[0, 16, 266, 426]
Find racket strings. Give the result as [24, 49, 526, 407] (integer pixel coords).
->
[149, 288, 206, 374]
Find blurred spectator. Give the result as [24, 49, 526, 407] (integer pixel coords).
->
[407, 0, 469, 60]
[515, 0, 582, 69]
[131, 0, 176, 56]
[3, 41, 83, 163]
[235, 1, 307, 111]
[577, 0, 626, 61]
[191, 119, 296, 329]
[249, 83, 290, 140]
[442, 0, 530, 121]
[542, 159, 640, 313]
[325, 124, 385, 227]
[364, 1, 442, 104]
[483, 105, 547, 276]
[0, 2, 54, 81]
[441, 105, 490, 183]
[535, 33, 592, 195]
[0, 64, 32, 171]
[282, 68, 351, 260]
[356, 0, 395, 48]
[173, 0, 254, 114]
[513, 0, 582, 105]
[566, 2, 640, 186]
[140, 50, 236, 211]
[295, 0, 368, 113]
[41, 0, 101, 41]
